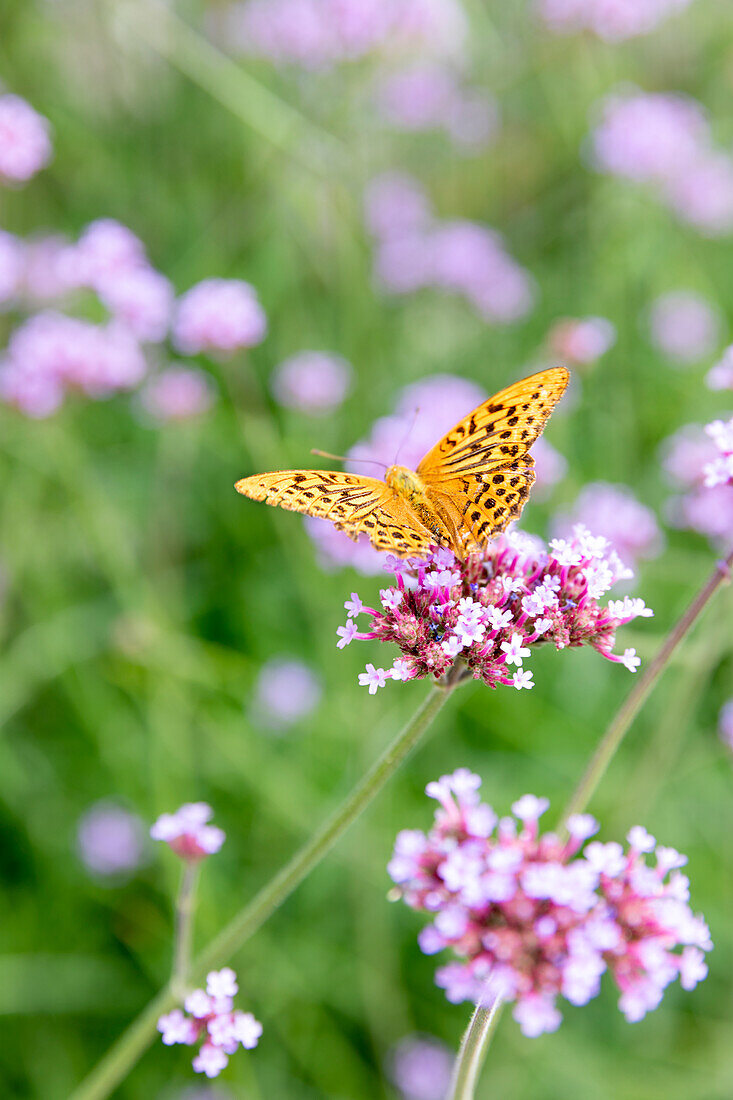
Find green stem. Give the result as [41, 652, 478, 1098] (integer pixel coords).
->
[172, 863, 199, 999]
[70, 682, 454, 1100]
[447, 547, 733, 1100]
[447, 998, 503, 1100]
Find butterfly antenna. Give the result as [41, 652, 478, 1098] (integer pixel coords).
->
[311, 449, 387, 472]
[393, 404, 420, 465]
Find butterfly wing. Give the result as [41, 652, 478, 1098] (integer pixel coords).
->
[235, 470, 435, 557]
[417, 367, 569, 547]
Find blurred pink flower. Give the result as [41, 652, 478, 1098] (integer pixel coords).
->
[97, 267, 173, 343]
[707, 346, 733, 391]
[648, 292, 721, 364]
[388, 1035, 454, 1100]
[174, 278, 267, 355]
[364, 172, 433, 239]
[70, 218, 148, 287]
[661, 424, 733, 546]
[222, 0, 467, 69]
[719, 700, 733, 751]
[553, 483, 663, 569]
[253, 657, 321, 727]
[20, 235, 77, 302]
[538, 0, 694, 41]
[663, 152, 733, 237]
[151, 802, 225, 860]
[271, 350, 353, 414]
[547, 316, 616, 365]
[139, 367, 215, 421]
[77, 801, 146, 877]
[375, 63, 498, 149]
[0, 229, 23, 303]
[591, 92, 709, 184]
[0, 94, 52, 182]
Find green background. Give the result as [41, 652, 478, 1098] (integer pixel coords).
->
[1, 1, 732, 1097]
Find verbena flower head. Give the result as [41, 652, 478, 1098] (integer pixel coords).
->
[702, 416, 733, 489]
[158, 968, 262, 1078]
[553, 483, 663, 570]
[707, 346, 733, 391]
[270, 350, 353, 414]
[338, 527, 652, 694]
[389, 773, 711, 1036]
[387, 1034, 454, 1100]
[537, 0, 695, 42]
[150, 803, 225, 860]
[173, 278, 267, 355]
[374, 63, 499, 149]
[648, 291, 721, 364]
[0, 93, 52, 183]
[96, 266, 174, 343]
[139, 367, 215, 421]
[77, 801, 146, 877]
[664, 151, 733, 237]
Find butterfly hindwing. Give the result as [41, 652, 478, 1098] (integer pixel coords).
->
[428, 455, 536, 554]
[417, 367, 569, 483]
[235, 470, 434, 557]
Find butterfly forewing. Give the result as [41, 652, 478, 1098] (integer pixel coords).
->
[234, 470, 435, 556]
[417, 367, 569, 481]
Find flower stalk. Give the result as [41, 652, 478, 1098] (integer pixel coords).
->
[447, 546, 732, 1100]
[71, 677, 456, 1100]
[171, 863, 199, 999]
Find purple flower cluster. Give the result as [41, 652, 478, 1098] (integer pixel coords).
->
[139, 367, 215, 422]
[720, 700, 733, 752]
[77, 801, 147, 877]
[0, 93, 52, 183]
[387, 1034, 454, 1100]
[252, 656, 322, 728]
[662, 423, 733, 547]
[537, 0, 694, 42]
[648, 291, 721, 364]
[150, 802, 226, 861]
[217, 0, 467, 70]
[337, 527, 652, 694]
[591, 91, 733, 236]
[374, 63, 499, 150]
[365, 172, 535, 321]
[389, 772, 711, 1036]
[158, 968, 262, 1078]
[702, 416, 733, 490]
[173, 278, 267, 356]
[553, 483, 663, 571]
[270, 350, 353, 415]
[306, 374, 566, 573]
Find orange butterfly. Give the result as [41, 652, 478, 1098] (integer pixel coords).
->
[235, 366, 569, 559]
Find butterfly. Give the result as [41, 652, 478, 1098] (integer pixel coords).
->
[235, 366, 569, 560]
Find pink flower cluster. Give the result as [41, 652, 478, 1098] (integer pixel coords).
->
[173, 278, 267, 355]
[306, 374, 566, 573]
[662, 423, 733, 546]
[139, 367, 215, 422]
[337, 527, 652, 694]
[591, 91, 733, 236]
[150, 802, 226, 860]
[707, 346, 733, 391]
[389, 772, 711, 1036]
[553, 483, 663, 570]
[537, 0, 694, 42]
[547, 316, 616, 366]
[158, 968, 262, 1078]
[374, 62, 499, 150]
[719, 700, 733, 752]
[365, 172, 536, 321]
[252, 656, 322, 728]
[271, 350, 353, 415]
[648, 291, 721, 364]
[217, 0, 467, 70]
[0, 93, 52, 183]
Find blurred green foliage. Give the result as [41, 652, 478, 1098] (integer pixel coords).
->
[1, 1, 733, 1097]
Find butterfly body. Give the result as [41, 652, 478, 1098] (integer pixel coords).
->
[236, 366, 569, 560]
